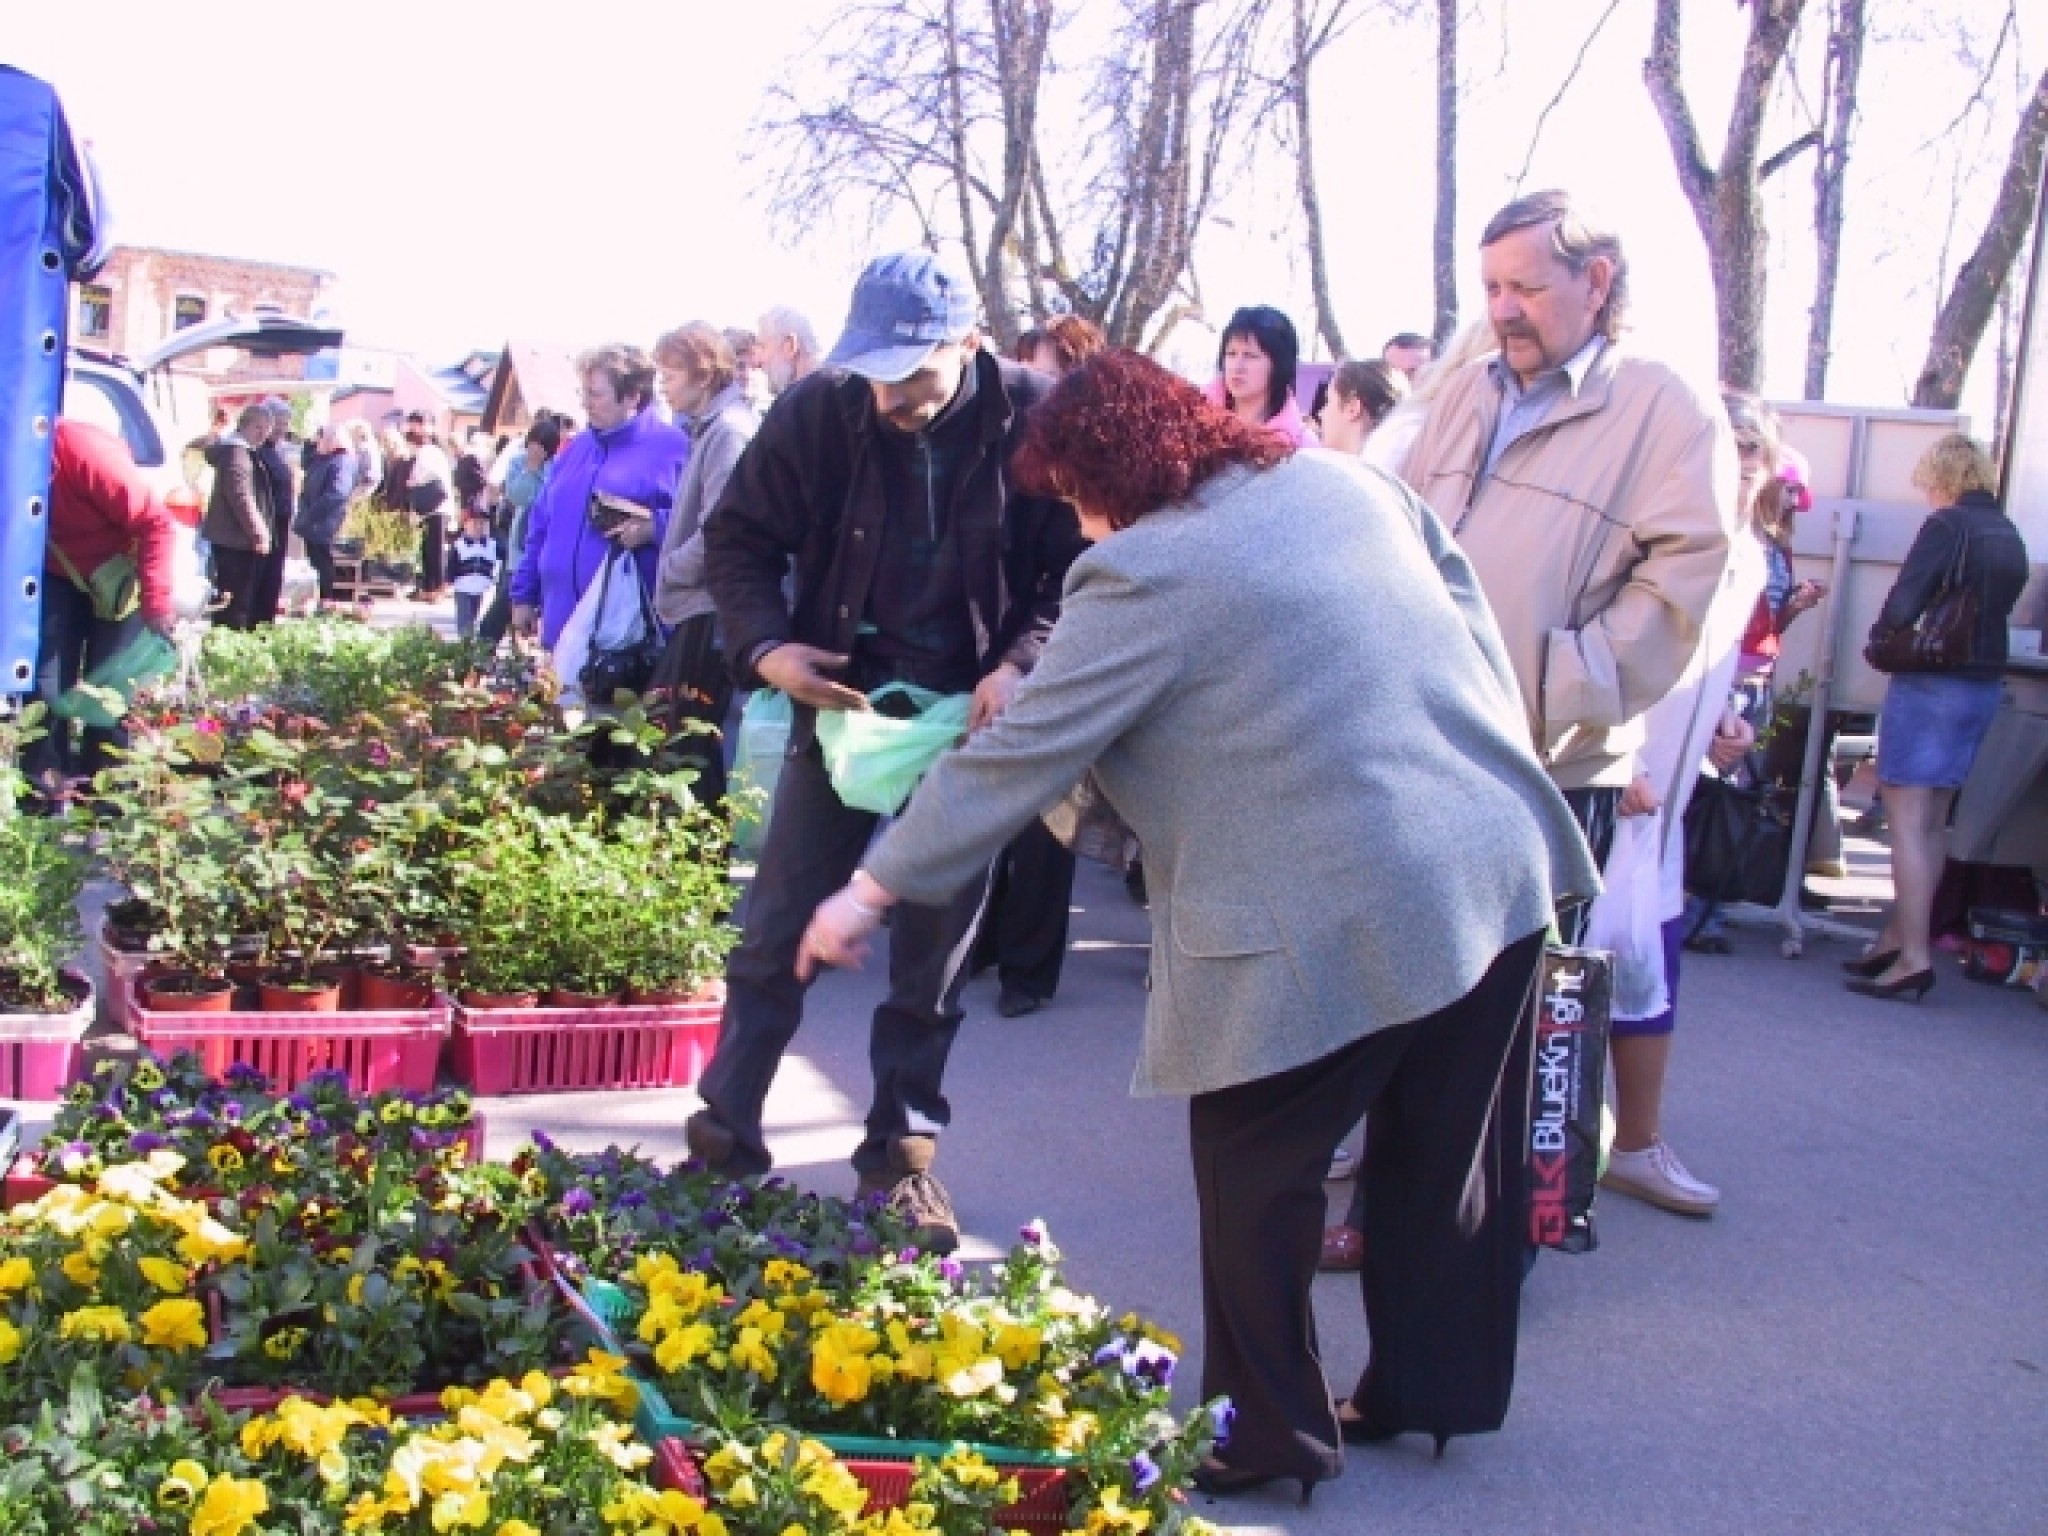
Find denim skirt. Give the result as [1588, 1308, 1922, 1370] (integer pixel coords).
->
[1876, 674, 2003, 788]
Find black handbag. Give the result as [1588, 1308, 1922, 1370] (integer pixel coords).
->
[579, 553, 664, 703]
[1682, 770, 1794, 907]
[1866, 516, 1977, 674]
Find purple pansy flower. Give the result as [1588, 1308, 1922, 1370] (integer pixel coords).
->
[1209, 1400, 1236, 1447]
[1129, 1452, 1161, 1493]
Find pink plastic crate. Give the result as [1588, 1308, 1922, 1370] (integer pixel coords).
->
[449, 997, 720, 1095]
[0, 981, 94, 1099]
[131, 987, 450, 1095]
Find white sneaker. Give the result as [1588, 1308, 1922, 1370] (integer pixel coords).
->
[1601, 1138, 1719, 1217]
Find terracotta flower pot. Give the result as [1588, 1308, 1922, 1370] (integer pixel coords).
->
[225, 958, 273, 988]
[313, 963, 362, 1011]
[256, 972, 343, 1013]
[545, 986, 621, 1009]
[140, 973, 235, 1013]
[625, 979, 725, 1006]
[459, 987, 538, 1011]
[358, 966, 437, 1011]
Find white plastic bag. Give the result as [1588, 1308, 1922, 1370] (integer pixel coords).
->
[1584, 811, 1670, 1023]
[590, 548, 653, 653]
[550, 567, 608, 710]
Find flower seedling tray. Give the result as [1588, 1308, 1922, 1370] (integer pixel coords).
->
[653, 1435, 1068, 1535]
[3, 1154, 55, 1209]
[449, 996, 720, 1095]
[0, 979, 95, 1099]
[132, 984, 449, 1094]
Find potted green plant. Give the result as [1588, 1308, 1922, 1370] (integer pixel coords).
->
[92, 718, 243, 1011]
[0, 739, 92, 1021]
[615, 802, 739, 1005]
[447, 808, 556, 1009]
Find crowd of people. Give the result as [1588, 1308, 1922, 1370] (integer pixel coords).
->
[29, 179, 2032, 1505]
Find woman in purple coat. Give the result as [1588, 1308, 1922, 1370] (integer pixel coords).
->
[510, 345, 689, 647]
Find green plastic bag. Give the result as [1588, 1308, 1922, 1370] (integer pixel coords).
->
[814, 683, 972, 815]
[731, 690, 793, 858]
[52, 628, 178, 729]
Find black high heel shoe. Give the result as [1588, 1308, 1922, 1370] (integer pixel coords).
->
[1333, 1401, 1451, 1458]
[1845, 968, 1934, 1003]
[1841, 949, 1901, 979]
[1190, 1460, 1327, 1507]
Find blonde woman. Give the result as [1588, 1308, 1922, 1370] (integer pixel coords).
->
[1847, 435, 2029, 1002]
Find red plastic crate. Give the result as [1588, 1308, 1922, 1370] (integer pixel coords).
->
[449, 997, 720, 1095]
[0, 985, 93, 1099]
[131, 986, 449, 1095]
[654, 1441, 1067, 1534]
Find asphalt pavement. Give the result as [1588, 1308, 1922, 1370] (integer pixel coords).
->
[471, 846, 2048, 1536]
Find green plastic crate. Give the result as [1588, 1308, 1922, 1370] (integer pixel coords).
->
[579, 1280, 1067, 1469]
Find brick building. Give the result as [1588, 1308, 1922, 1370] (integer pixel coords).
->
[70, 244, 337, 387]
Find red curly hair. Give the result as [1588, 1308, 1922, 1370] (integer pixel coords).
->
[1013, 350, 1293, 530]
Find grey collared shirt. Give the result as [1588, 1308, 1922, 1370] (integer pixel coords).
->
[1482, 334, 1605, 479]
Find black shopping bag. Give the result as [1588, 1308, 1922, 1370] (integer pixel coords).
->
[1682, 772, 1793, 907]
[1527, 945, 1612, 1254]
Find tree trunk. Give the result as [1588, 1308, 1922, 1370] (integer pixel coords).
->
[1643, 0, 1809, 392]
[1912, 66, 2048, 410]
[1803, 0, 1865, 400]
[1431, 0, 1458, 349]
[1290, 0, 1347, 359]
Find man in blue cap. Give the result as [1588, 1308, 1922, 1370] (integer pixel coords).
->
[689, 251, 1088, 1250]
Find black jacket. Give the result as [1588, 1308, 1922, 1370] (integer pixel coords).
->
[255, 440, 294, 541]
[1872, 491, 2030, 676]
[704, 351, 1087, 702]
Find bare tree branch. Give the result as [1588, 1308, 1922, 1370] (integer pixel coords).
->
[1759, 128, 1822, 181]
[1511, 0, 1625, 196]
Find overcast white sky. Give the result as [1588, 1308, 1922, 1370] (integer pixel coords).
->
[7, 0, 2030, 421]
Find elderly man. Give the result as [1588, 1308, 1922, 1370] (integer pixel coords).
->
[247, 397, 296, 624]
[758, 306, 822, 395]
[201, 404, 276, 630]
[651, 322, 761, 799]
[1403, 187, 1733, 876]
[687, 252, 1087, 1250]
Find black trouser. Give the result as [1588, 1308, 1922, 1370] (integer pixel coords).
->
[695, 740, 992, 1177]
[304, 539, 337, 602]
[969, 818, 1076, 1000]
[26, 577, 141, 792]
[418, 515, 448, 592]
[211, 545, 264, 630]
[1193, 929, 1546, 1480]
[1339, 786, 1617, 1235]
[251, 535, 287, 626]
[653, 613, 733, 805]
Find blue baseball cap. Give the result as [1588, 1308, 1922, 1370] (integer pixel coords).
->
[826, 251, 979, 383]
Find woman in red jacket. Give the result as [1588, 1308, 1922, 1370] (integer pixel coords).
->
[28, 420, 175, 794]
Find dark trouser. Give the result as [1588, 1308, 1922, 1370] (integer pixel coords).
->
[26, 577, 141, 792]
[476, 576, 513, 646]
[211, 545, 264, 630]
[251, 536, 287, 626]
[453, 591, 482, 639]
[653, 613, 733, 805]
[1340, 787, 1617, 1235]
[305, 539, 337, 602]
[970, 818, 1076, 999]
[695, 741, 992, 1177]
[418, 515, 447, 591]
[1192, 929, 1545, 1479]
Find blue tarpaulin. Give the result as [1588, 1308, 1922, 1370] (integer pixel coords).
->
[0, 66, 106, 695]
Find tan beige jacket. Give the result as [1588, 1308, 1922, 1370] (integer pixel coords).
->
[1402, 343, 1736, 790]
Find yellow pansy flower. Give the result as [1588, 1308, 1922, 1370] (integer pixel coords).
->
[0, 1256, 34, 1296]
[157, 1459, 210, 1507]
[140, 1256, 191, 1293]
[0, 1316, 22, 1365]
[140, 1297, 209, 1353]
[61, 1250, 101, 1288]
[58, 1305, 132, 1344]
[190, 1474, 269, 1536]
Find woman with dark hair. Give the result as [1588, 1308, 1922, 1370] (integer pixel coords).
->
[796, 350, 1597, 1500]
[1205, 304, 1312, 447]
[293, 422, 358, 606]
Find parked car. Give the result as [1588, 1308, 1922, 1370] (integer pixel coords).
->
[60, 313, 343, 618]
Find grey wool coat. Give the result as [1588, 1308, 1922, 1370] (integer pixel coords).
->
[864, 451, 1602, 1098]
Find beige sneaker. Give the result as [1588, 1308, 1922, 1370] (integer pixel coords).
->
[1601, 1138, 1720, 1217]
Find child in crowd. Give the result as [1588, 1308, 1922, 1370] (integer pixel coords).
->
[448, 506, 501, 640]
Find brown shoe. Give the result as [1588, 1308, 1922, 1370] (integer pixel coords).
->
[856, 1135, 958, 1254]
[1319, 1224, 1363, 1273]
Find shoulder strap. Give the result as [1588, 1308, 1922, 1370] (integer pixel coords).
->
[49, 541, 90, 592]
